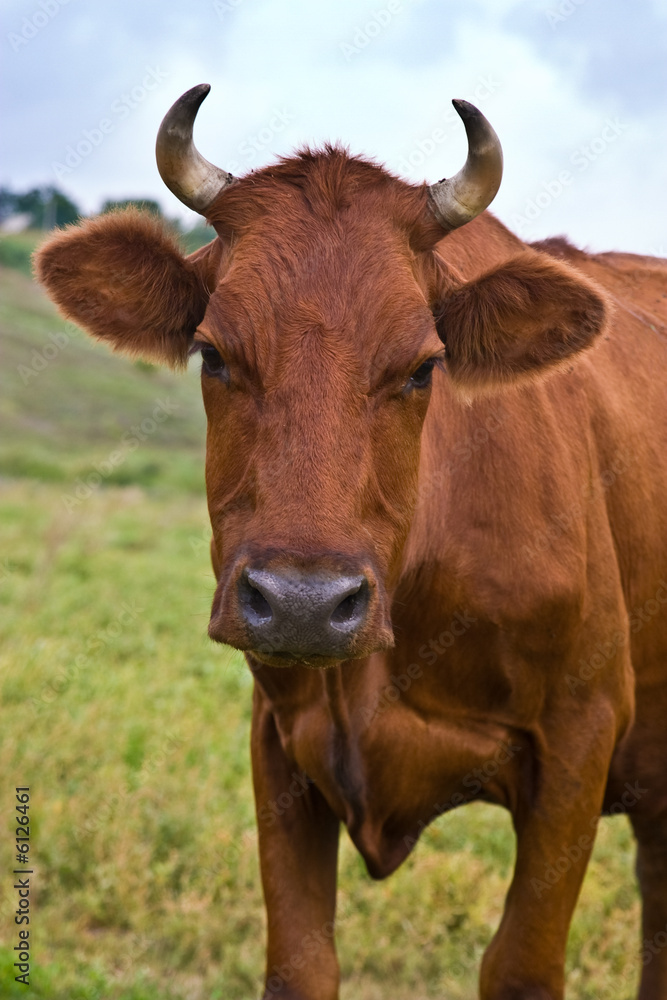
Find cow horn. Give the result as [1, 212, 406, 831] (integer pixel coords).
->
[155, 84, 236, 215]
[427, 100, 503, 232]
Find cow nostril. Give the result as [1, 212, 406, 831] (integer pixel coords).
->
[236, 566, 372, 654]
[331, 590, 359, 625]
[239, 576, 273, 626]
[330, 582, 367, 630]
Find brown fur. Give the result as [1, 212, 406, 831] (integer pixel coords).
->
[35, 146, 667, 1000]
[435, 248, 609, 391]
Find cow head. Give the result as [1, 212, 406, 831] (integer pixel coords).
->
[36, 86, 608, 667]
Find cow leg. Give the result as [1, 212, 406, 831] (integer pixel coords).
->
[479, 714, 616, 1000]
[251, 684, 340, 1000]
[631, 808, 667, 997]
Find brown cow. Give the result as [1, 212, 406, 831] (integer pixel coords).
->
[36, 85, 667, 999]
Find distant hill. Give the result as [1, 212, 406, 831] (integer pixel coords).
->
[0, 229, 43, 276]
[0, 250, 208, 495]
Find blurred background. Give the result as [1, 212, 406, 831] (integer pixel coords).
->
[0, 2, 663, 998]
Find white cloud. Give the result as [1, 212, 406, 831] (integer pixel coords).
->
[1, 0, 664, 253]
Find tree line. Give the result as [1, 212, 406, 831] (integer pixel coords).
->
[0, 186, 164, 230]
[0, 187, 213, 256]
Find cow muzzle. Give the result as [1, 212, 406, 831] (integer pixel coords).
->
[209, 556, 394, 666]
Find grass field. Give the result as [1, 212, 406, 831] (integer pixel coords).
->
[0, 244, 642, 998]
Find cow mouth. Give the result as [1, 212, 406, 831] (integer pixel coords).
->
[246, 631, 394, 669]
[248, 649, 352, 669]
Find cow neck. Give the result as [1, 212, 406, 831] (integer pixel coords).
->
[435, 212, 526, 282]
[321, 665, 351, 735]
[322, 665, 367, 822]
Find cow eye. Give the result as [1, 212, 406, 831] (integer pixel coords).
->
[408, 357, 439, 391]
[199, 344, 228, 382]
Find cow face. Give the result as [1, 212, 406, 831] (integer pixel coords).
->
[36, 90, 608, 667]
[197, 165, 447, 666]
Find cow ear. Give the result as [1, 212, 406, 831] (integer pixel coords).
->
[434, 249, 609, 393]
[34, 209, 220, 369]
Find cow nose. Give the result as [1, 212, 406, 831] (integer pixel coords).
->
[237, 566, 370, 658]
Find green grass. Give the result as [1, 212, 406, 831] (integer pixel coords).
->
[0, 262, 207, 494]
[0, 231, 43, 276]
[0, 265, 642, 998]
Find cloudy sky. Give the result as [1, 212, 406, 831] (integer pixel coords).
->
[3, 0, 666, 254]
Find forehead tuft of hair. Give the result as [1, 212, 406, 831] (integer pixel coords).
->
[206, 144, 441, 248]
